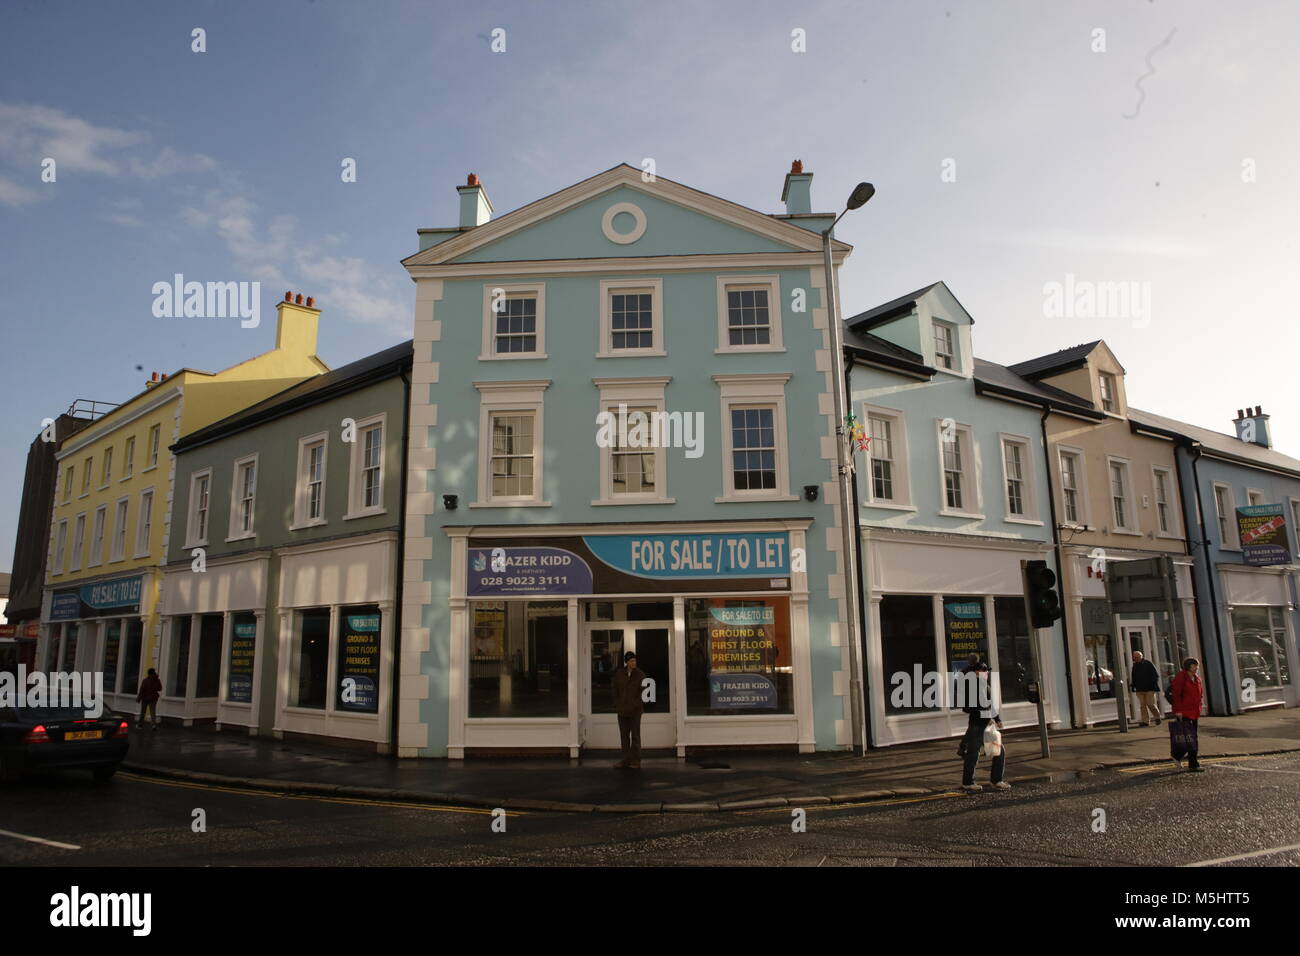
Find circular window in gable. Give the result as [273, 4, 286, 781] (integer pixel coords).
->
[601, 201, 647, 245]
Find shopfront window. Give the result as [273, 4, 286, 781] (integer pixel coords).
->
[227, 612, 257, 703]
[685, 596, 792, 716]
[167, 617, 191, 698]
[994, 597, 1032, 704]
[881, 595, 938, 714]
[196, 614, 223, 698]
[121, 619, 143, 695]
[1082, 598, 1116, 700]
[469, 601, 568, 718]
[293, 609, 330, 709]
[60, 622, 80, 671]
[103, 620, 121, 693]
[337, 605, 381, 713]
[1152, 610, 1186, 687]
[1232, 606, 1291, 690]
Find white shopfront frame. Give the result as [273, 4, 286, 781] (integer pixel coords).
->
[161, 553, 269, 731]
[862, 528, 1066, 747]
[274, 531, 396, 748]
[1220, 564, 1298, 710]
[445, 520, 814, 759]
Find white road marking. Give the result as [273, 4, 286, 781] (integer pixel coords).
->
[0, 828, 80, 850]
[1187, 842, 1300, 867]
[1211, 764, 1300, 775]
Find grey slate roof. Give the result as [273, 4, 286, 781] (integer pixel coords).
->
[1128, 407, 1300, 478]
[174, 340, 413, 452]
[973, 358, 1102, 416]
[1007, 341, 1102, 379]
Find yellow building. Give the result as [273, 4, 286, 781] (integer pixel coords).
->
[41, 295, 328, 716]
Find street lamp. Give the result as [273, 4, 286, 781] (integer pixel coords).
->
[823, 182, 873, 756]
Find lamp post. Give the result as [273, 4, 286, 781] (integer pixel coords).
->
[823, 181, 874, 756]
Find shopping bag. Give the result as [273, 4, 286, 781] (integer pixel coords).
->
[981, 723, 1002, 758]
[1169, 718, 1197, 759]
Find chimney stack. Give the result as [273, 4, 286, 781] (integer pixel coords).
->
[1232, 406, 1272, 449]
[457, 172, 493, 228]
[781, 159, 813, 215]
[275, 290, 321, 359]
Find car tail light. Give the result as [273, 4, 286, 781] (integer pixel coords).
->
[113, 721, 129, 739]
[23, 724, 50, 744]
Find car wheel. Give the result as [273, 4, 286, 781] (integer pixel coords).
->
[92, 764, 119, 781]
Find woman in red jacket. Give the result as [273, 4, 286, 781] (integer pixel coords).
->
[1170, 657, 1204, 772]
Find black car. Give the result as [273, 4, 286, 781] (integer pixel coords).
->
[0, 706, 130, 782]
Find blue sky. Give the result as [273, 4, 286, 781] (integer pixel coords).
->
[2, 0, 1298, 571]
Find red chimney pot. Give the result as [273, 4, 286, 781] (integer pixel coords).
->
[295, 293, 303, 305]
[790, 160, 803, 175]
[1237, 409, 1244, 419]
[306, 296, 314, 308]
[285, 291, 292, 302]
[467, 173, 480, 187]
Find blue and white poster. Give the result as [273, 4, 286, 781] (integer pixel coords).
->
[468, 547, 594, 596]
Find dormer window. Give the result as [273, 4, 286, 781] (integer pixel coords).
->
[933, 321, 955, 370]
[1098, 372, 1118, 413]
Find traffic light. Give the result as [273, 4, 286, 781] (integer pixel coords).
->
[1024, 559, 1063, 628]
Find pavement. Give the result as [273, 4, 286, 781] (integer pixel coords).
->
[118, 708, 1300, 813]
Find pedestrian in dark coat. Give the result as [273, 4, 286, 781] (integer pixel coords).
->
[1131, 651, 1162, 726]
[136, 667, 162, 729]
[956, 655, 1010, 792]
[611, 651, 645, 769]
[1170, 657, 1205, 772]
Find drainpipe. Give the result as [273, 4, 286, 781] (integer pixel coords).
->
[1189, 444, 1233, 714]
[390, 368, 411, 756]
[1040, 405, 1077, 728]
[1170, 437, 1208, 706]
[845, 352, 874, 747]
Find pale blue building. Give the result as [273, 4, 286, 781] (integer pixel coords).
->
[398, 164, 861, 757]
[844, 282, 1095, 745]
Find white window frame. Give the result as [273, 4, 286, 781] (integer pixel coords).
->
[1151, 465, 1180, 537]
[1213, 482, 1238, 551]
[227, 453, 259, 541]
[932, 320, 957, 372]
[135, 488, 154, 558]
[69, 513, 86, 572]
[292, 432, 329, 529]
[122, 436, 135, 480]
[1107, 457, 1138, 534]
[100, 445, 113, 488]
[863, 404, 913, 509]
[594, 376, 675, 505]
[472, 381, 551, 508]
[715, 274, 784, 353]
[344, 414, 387, 519]
[712, 373, 795, 503]
[53, 519, 68, 575]
[1246, 487, 1266, 507]
[88, 505, 106, 568]
[1057, 445, 1090, 528]
[1290, 498, 1300, 557]
[935, 420, 982, 518]
[186, 468, 213, 549]
[480, 282, 547, 360]
[63, 465, 74, 503]
[146, 423, 161, 471]
[110, 496, 129, 563]
[999, 434, 1041, 524]
[597, 278, 665, 358]
[1098, 372, 1119, 414]
[81, 457, 93, 496]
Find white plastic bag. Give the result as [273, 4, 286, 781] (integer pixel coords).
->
[981, 723, 1002, 758]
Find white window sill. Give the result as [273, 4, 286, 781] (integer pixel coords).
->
[714, 494, 800, 503]
[68, 566, 82, 574]
[131, 551, 150, 561]
[289, 518, 328, 531]
[78, 493, 90, 500]
[1111, 529, 1143, 537]
[184, 541, 209, 552]
[934, 366, 965, 379]
[1156, 531, 1183, 540]
[714, 345, 786, 354]
[596, 349, 667, 359]
[120, 475, 133, 483]
[143, 464, 158, 473]
[939, 510, 985, 520]
[343, 508, 387, 521]
[468, 500, 552, 508]
[591, 497, 677, 506]
[863, 501, 917, 512]
[108, 556, 125, 565]
[225, 532, 257, 543]
[87, 562, 102, 570]
[1004, 516, 1045, 526]
[478, 352, 548, 361]
[97, 484, 111, 492]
